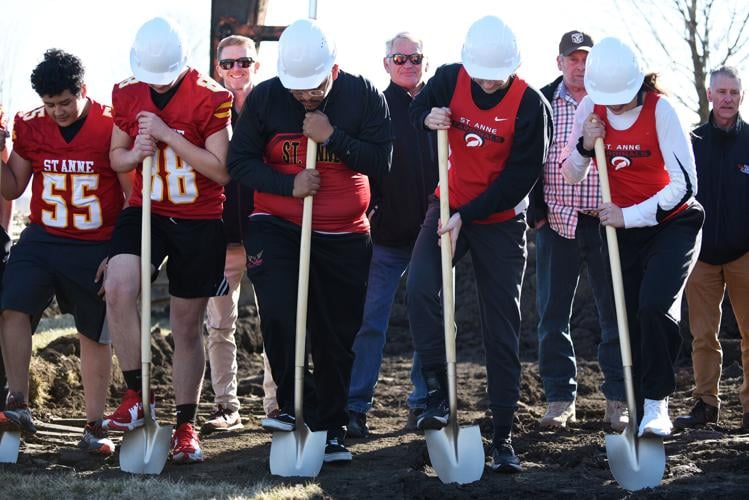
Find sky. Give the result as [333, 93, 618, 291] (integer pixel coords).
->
[5, 0, 746, 118]
[0, 1, 746, 144]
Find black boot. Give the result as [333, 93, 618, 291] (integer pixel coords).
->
[674, 399, 719, 429]
[417, 367, 449, 431]
[347, 410, 369, 438]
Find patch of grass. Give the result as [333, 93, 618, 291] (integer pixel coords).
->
[0, 471, 323, 499]
[32, 327, 76, 352]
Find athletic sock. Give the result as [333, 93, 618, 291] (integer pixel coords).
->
[176, 404, 198, 426]
[123, 370, 142, 392]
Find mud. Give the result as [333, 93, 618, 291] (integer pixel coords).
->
[9, 232, 749, 498]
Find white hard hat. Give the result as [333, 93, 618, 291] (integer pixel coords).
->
[461, 16, 520, 81]
[130, 17, 188, 85]
[584, 37, 645, 105]
[277, 19, 336, 90]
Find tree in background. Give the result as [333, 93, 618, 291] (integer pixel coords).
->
[616, 0, 749, 124]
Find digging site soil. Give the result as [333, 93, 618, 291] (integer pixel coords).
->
[8, 232, 749, 498]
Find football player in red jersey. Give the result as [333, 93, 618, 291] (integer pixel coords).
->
[0, 49, 131, 455]
[102, 17, 232, 464]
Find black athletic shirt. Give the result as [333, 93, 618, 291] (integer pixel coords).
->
[409, 63, 552, 223]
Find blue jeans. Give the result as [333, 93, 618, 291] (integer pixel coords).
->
[347, 243, 427, 414]
[536, 215, 624, 402]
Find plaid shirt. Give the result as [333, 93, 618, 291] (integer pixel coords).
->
[544, 82, 601, 239]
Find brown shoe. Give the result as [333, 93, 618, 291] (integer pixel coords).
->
[604, 400, 629, 432]
[200, 405, 242, 433]
[539, 401, 576, 428]
[674, 399, 719, 429]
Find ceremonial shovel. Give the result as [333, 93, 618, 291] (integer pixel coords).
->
[424, 129, 484, 485]
[0, 142, 21, 462]
[119, 155, 172, 474]
[595, 138, 666, 490]
[269, 138, 326, 477]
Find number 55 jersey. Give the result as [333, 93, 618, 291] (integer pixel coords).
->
[12, 99, 123, 241]
[112, 68, 233, 219]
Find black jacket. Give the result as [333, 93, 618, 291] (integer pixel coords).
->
[227, 70, 392, 198]
[526, 76, 562, 227]
[409, 63, 551, 224]
[222, 107, 254, 243]
[369, 82, 438, 247]
[691, 113, 749, 264]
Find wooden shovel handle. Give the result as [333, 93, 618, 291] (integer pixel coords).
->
[294, 139, 317, 423]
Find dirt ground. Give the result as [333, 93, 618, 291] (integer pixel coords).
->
[5, 234, 749, 498]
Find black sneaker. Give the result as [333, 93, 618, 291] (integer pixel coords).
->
[418, 368, 449, 430]
[417, 399, 449, 430]
[490, 439, 522, 473]
[324, 430, 352, 463]
[260, 409, 295, 432]
[347, 410, 369, 438]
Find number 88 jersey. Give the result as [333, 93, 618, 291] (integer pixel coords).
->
[112, 68, 233, 219]
[13, 100, 124, 241]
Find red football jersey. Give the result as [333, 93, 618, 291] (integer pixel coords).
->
[12, 99, 124, 241]
[112, 68, 232, 219]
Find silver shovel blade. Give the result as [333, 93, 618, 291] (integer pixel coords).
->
[119, 422, 173, 475]
[425, 424, 484, 485]
[269, 425, 326, 478]
[0, 431, 20, 463]
[605, 430, 665, 491]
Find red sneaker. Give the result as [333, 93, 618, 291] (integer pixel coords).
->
[171, 422, 203, 464]
[102, 389, 155, 432]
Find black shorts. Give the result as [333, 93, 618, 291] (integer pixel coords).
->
[0, 224, 109, 343]
[109, 206, 228, 299]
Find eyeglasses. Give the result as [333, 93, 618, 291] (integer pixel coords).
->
[218, 57, 254, 70]
[388, 53, 424, 65]
[289, 77, 330, 98]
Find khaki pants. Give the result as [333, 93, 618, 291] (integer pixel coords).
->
[686, 252, 749, 412]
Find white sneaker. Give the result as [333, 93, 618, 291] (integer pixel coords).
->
[638, 398, 672, 437]
[539, 400, 576, 428]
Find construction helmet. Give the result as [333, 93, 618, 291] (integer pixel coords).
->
[277, 19, 336, 90]
[130, 17, 188, 85]
[584, 37, 644, 105]
[461, 16, 520, 81]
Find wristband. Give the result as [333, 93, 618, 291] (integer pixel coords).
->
[576, 136, 595, 158]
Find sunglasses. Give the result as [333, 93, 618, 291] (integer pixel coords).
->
[388, 53, 424, 65]
[218, 57, 254, 70]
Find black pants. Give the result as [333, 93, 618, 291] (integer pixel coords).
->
[606, 204, 703, 422]
[244, 216, 371, 431]
[406, 199, 527, 427]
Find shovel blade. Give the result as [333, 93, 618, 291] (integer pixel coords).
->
[425, 424, 484, 485]
[605, 431, 665, 491]
[119, 422, 173, 475]
[269, 425, 326, 478]
[0, 431, 20, 463]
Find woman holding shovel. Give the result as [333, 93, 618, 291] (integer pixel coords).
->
[407, 15, 551, 473]
[562, 37, 702, 438]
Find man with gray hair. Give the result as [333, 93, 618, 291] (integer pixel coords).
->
[529, 30, 626, 431]
[676, 66, 749, 430]
[346, 32, 436, 438]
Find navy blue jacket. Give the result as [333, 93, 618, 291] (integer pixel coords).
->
[691, 112, 749, 264]
[368, 82, 438, 247]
